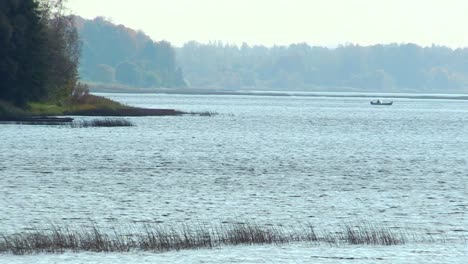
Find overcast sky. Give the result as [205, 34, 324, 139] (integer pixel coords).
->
[67, 0, 468, 48]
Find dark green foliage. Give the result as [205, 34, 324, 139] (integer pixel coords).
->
[0, 0, 79, 107]
[177, 42, 468, 92]
[40, 0, 80, 102]
[0, 0, 48, 106]
[0, 99, 28, 118]
[76, 17, 186, 88]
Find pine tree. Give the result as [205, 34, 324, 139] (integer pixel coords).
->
[0, 0, 48, 106]
[0, 0, 79, 107]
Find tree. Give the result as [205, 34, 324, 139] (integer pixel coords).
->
[0, 0, 49, 106]
[141, 71, 161, 87]
[39, 0, 80, 101]
[115, 62, 141, 86]
[76, 18, 186, 88]
[0, 0, 80, 106]
[176, 42, 468, 92]
[154, 40, 176, 72]
[91, 64, 115, 83]
[0, 6, 15, 100]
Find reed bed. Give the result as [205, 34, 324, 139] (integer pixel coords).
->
[71, 118, 134, 128]
[1, 118, 134, 127]
[187, 111, 218, 117]
[0, 223, 412, 255]
[1, 121, 68, 126]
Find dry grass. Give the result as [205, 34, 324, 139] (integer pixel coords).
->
[190, 111, 218, 117]
[71, 118, 134, 128]
[1, 94, 186, 119]
[0, 223, 413, 255]
[341, 224, 406, 245]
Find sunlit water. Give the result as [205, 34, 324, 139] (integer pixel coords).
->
[0, 93, 466, 263]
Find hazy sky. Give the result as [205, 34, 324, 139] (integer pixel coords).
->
[67, 0, 468, 48]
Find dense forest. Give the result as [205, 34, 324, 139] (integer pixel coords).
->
[75, 17, 186, 88]
[3, 2, 468, 97]
[0, 0, 79, 106]
[177, 42, 468, 93]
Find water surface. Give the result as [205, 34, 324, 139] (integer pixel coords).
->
[0, 93, 466, 262]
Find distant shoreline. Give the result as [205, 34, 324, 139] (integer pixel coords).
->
[91, 86, 468, 101]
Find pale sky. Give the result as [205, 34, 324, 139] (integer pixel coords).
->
[67, 0, 468, 48]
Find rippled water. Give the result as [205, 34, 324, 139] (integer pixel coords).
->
[0, 93, 467, 262]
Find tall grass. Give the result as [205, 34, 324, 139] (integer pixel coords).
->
[1, 118, 134, 127]
[0, 223, 414, 255]
[71, 118, 134, 128]
[340, 224, 406, 246]
[189, 111, 218, 117]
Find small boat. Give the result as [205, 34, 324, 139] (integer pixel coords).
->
[370, 100, 393, 106]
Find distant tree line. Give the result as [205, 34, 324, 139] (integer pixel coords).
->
[75, 17, 186, 88]
[177, 41, 468, 92]
[0, 0, 79, 106]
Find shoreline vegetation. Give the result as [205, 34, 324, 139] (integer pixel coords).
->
[88, 83, 468, 101]
[0, 93, 190, 124]
[0, 222, 446, 255]
[71, 118, 134, 128]
[0, 1, 189, 124]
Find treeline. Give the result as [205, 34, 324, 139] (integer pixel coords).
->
[0, 0, 79, 106]
[75, 17, 185, 88]
[177, 42, 468, 92]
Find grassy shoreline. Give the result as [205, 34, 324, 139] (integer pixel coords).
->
[0, 94, 186, 122]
